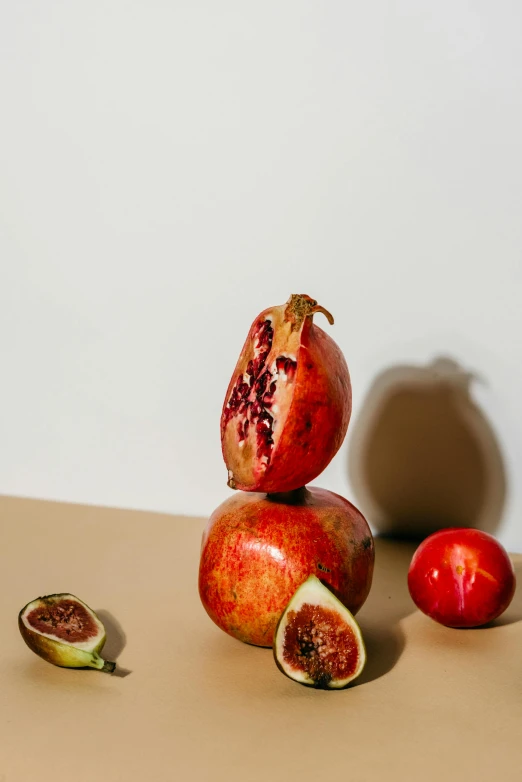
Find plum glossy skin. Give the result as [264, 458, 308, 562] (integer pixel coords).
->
[407, 528, 516, 628]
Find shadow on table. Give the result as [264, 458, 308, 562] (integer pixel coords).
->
[355, 537, 417, 687]
[356, 548, 522, 686]
[96, 609, 132, 677]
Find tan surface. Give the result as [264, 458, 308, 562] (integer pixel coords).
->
[1, 495, 521, 782]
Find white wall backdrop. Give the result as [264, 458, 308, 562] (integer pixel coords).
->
[1, 2, 521, 550]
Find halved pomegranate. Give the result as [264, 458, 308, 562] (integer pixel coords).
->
[221, 294, 352, 493]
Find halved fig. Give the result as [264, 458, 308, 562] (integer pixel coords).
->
[273, 575, 366, 689]
[18, 593, 116, 673]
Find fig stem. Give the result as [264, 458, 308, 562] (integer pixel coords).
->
[90, 652, 116, 673]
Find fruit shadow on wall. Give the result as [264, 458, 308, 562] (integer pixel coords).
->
[347, 357, 506, 541]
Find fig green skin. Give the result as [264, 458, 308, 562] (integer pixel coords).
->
[199, 486, 374, 647]
[18, 594, 116, 673]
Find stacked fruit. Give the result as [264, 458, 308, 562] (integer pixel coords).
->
[198, 294, 374, 688]
[15, 294, 517, 685]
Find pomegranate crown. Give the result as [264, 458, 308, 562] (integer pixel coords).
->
[284, 294, 334, 332]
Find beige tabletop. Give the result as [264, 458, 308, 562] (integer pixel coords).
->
[0, 494, 521, 782]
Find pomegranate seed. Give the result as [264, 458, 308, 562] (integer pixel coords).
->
[275, 356, 297, 379]
[227, 390, 240, 412]
[284, 359, 297, 380]
[256, 439, 273, 464]
[255, 321, 274, 351]
[254, 372, 269, 396]
[256, 411, 272, 433]
[251, 400, 263, 419]
[224, 318, 277, 464]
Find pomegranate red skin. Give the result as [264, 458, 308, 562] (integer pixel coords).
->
[198, 486, 374, 647]
[260, 323, 351, 494]
[408, 528, 516, 628]
[221, 295, 352, 494]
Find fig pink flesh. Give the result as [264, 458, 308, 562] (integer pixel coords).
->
[27, 599, 99, 643]
[282, 603, 359, 685]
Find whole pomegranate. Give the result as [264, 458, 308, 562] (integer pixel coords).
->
[221, 294, 351, 493]
[198, 486, 374, 647]
[408, 528, 516, 628]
